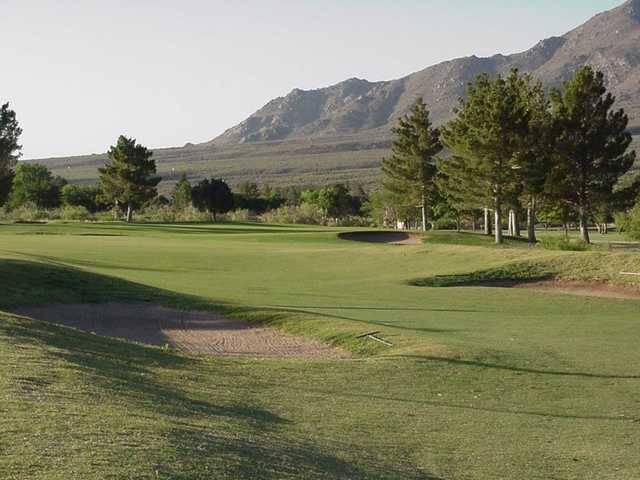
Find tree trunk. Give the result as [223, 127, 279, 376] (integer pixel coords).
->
[579, 205, 590, 244]
[514, 210, 521, 237]
[126, 204, 133, 223]
[527, 197, 537, 245]
[471, 215, 477, 232]
[421, 194, 427, 232]
[494, 202, 503, 244]
[484, 208, 492, 236]
[508, 210, 514, 237]
[212, 210, 217, 223]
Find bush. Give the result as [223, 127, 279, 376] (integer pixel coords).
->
[226, 209, 256, 222]
[539, 236, 590, 251]
[0, 202, 52, 222]
[61, 205, 92, 221]
[136, 205, 210, 223]
[625, 202, 640, 240]
[614, 211, 630, 233]
[260, 204, 324, 225]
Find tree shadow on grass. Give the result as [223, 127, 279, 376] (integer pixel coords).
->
[162, 425, 445, 480]
[0, 259, 445, 479]
[397, 354, 640, 380]
[249, 305, 460, 334]
[0, 258, 216, 310]
[2, 312, 291, 427]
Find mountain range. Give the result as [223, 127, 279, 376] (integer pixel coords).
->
[36, 0, 640, 188]
[213, 0, 640, 144]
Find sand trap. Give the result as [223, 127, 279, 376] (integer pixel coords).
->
[11, 303, 347, 359]
[339, 231, 423, 245]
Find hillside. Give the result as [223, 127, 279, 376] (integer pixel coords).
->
[213, 0, 640, 145]
[34, 0, 640, 187]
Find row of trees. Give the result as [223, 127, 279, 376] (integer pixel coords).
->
[0, 117, 369, 223]
[382, 66, 637, 244]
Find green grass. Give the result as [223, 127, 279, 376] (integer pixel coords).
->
[1, 224, 640, 479]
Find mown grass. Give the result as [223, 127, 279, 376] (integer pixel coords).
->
[1, 224, 640, 479]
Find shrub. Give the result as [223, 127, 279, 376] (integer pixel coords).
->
[1, 202, 51, 222]
[260, 204, 324, 225]
[614, 211, 630, 233]
[136, 205, 211, 223]
[625, 202, 640, 240]
[539, 236, 590, 251]
[61, 205, 92, 221]
[226, 209, 255, 222]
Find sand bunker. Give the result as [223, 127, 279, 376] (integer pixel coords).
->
[12, 303, 347, 359]
[339, 231, 423, 245]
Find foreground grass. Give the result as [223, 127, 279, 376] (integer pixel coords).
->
[1, 223, 640, 479]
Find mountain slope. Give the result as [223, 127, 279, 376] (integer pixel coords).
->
[34, 0, 639, 188]
[213, 0, 640, 146]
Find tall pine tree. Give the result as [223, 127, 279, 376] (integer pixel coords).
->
[0, 103, 22, 206]
[442, 70, 532, 244]
[382, 98, 442, 231]
[514, 79, 554, 244]
[99, 136, 161, 222]
[547, 66, 636, 243]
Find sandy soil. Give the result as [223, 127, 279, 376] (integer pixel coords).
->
[11, 303, 348, 359]
[515, 280, 640, 300]
[469, 279, 640, 300]
[338, 231, 423, 245]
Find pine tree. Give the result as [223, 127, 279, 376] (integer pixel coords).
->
[515, 80, 553, 244]
[547, 66, 636, 243]
[442, 70, 532, 244]
[382, 98, 442, 231]
[0, 103, 22, 206]
[171, 173, 192, 210]
[98, 136, 161, 223]
[436, 155, 492, 233]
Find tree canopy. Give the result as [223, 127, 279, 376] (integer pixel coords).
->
[382, 97, 442, 231]
[171, 173, 192, 210]
[0, 103, 22, 206]
[9, 163, 66, 209]
[546, 66, 636, 243]
[192, 178, 234, 222]
[98, 136, 161, 222]
[442, 70, 539, 243]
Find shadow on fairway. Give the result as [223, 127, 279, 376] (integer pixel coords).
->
[338, 231, 412, 243]
[0, 258, 445, 480]
[398, 354, 640, 380]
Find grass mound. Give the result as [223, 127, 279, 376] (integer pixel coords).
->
[409, 261, 554, 287]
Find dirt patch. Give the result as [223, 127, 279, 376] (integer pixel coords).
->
[11, 303, 348, 359]
[517, 280, 640, 300]
[470, 279, 640, 300]
[339, 231, 423, 245]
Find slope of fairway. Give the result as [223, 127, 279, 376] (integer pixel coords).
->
[1, 222, 640, 479]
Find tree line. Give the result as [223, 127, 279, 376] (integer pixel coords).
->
[0, 123, 368, 223]
[381, 66, 638, 244]
[1, 65, 637, 239]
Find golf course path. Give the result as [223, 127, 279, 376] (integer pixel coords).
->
[11, 303, 348, 359]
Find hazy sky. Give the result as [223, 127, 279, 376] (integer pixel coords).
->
[1, 0, 623, 159]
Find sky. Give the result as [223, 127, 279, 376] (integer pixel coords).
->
[1, 0, 623, 159]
